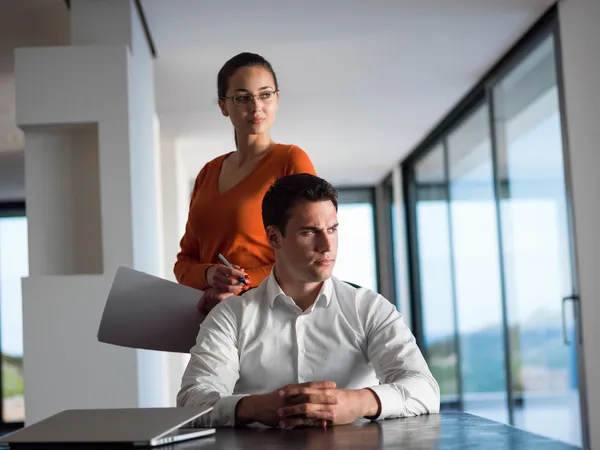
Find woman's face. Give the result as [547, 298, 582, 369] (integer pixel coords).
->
[219, 66, 279, 138]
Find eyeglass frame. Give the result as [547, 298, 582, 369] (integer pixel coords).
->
[219, 90, 280, 106]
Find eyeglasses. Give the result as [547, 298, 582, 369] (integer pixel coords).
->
[221, 90, 279, 106]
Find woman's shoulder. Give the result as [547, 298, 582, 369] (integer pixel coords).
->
[271, 143, 315, 175]
[194, 152, 232, 179]
[202, 152, 232, 171]
[273, 143, 308, 158]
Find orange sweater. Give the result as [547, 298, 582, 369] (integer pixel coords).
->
[174, 144, 316, 291]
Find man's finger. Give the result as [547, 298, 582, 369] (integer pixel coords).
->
[283, 392, 337, 406]
[302, 393, 338, 405]
[282, 387, 336, 399]
[282, 381, 335, 392]
[278, 403, 335, 418]
[279, 418, 329, 428]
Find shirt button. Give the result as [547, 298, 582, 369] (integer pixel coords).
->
[300, 348, 306, 354]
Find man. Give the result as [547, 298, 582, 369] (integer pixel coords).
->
[178, 174, 440, 428]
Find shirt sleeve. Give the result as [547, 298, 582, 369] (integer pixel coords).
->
[174, 165, 216, 291]
[360, 293, 440, 419]
[177, 300, 247, 427]
[284, 145, 316, 175]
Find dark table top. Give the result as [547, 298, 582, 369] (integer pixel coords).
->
[1, 412, 580, 449]
[171, 412, 580, 450]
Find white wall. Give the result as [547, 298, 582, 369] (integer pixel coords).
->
[160, 138, 179, 282]
[558, 2, 600, 449]
[14, 0, 171, 423]
[16, 45, 137, 425]
[21, 276, 138, 423]
[23, 125, 102, 276]
[127, 0, 170, 408]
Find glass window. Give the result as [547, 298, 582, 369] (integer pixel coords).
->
[403, 23, 583, 446]
[493, 34, 581, 446]
[0, 215, 28, 424]
[334, 190, 378, 291]
[412, 144, 460, 402]
[447, 103, 509, 423]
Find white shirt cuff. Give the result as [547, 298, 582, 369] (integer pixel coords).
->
[208, 394, 249, 427]
[366, 384, 403, 420]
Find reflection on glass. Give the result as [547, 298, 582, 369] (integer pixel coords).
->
[0, 216, 28, 423]
[414, 145, 459, 401]
[334, 203, 377, 291]
[448, 104, 509, 423]
[494, 35, 581, 446]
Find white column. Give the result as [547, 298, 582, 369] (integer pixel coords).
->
[558, 2, 600, 449]
[15, 0, 169, 424]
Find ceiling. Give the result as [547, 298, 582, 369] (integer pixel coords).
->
[142, 0, 556, 186]
[0, 0, 69, 153]
[0, 0, 556, 188]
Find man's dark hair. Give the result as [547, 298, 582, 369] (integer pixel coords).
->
[262, 174, 338, 236]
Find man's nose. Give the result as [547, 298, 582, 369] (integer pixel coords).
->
[317, 232, 333, 253]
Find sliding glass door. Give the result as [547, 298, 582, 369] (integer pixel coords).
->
[492, 34, 581, 445]
[404, 24, 584, 446]
[412, 145, 460, 405]
[447, 104, 510, 424]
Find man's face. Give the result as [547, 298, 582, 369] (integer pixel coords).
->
[270, 200, 338, 283]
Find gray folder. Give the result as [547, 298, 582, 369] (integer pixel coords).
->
[98, 266, 205, 353]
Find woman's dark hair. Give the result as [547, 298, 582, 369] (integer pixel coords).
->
[217, 52, 278, 99]
[262, 174, 338, 236]
[217, 53, 278, 148]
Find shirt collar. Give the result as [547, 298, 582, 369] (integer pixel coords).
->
[266, 268, 333, 309]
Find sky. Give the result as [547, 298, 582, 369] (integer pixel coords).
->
[0, 217, 27, 357]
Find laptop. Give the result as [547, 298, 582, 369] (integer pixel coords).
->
[0, 407, 215, 448]
[97, 266, 205, 353]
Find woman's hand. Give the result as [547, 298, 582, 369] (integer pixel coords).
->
[206, 264, 249, 293]
[198, 288, 234, 315]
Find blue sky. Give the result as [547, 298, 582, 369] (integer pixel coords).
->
[0, 217, 27, 357]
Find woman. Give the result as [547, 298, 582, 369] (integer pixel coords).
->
[175, 52, 316, 312]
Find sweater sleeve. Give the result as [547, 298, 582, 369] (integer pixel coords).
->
[174, 165, 215, 291]
[239, 264, 273, 291]
[285, 145, 316, 175]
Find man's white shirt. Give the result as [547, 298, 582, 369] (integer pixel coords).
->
[178, 272, 440, 427]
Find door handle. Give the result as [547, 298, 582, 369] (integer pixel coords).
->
[562, 295, 580, 346]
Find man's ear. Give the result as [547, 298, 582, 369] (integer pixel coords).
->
[266, 225, 282, 249]
[218, 98, 229, 117]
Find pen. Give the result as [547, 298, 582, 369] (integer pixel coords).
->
[216, 253, 249, 286]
